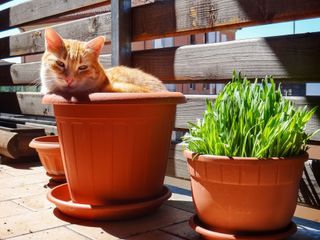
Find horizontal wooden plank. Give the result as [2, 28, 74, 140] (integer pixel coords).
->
[308, 144, 320, 160]
[133, 33, 320, 82]
[0, 92, 319, 141]
[171, 33, 320, 82]
[0, 118, 57, 135]
[0, 61, 12, 84]
[2, 33, 320, 84]
[17, 92, 54, 117]
[0, 127, 45, 159]
[295, 205, 320, 222]
[3, 13, 111, 58]
[0, 0, 107, 31]
[1, 0, 320, 58]
[133, 0, 320, 41]
[0, 0, 154, 30]
[167, 143, 189, 180]
[0, 113, 55, 131]
[24, 122, 57, 135]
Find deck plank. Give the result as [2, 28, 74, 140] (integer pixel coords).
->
[127, 230, 184, 240]
[162, 221, 202, 240]
[8, 227, 90, 240]
[67, 205, 193, 239]
[0, 209, 79, 239]
[0, 161, 319, 239]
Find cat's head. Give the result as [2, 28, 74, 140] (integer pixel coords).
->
[41, 28, 107, 94]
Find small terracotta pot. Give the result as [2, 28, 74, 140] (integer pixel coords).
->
[184, 150, 308, 232]
[29, 136, 65, 182]
[43, 92, 186, 205]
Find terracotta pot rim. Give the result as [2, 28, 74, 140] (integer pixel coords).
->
[184, 149, 309, 162]
[29, 135, 60, 149]
[42, 92, 186, 105]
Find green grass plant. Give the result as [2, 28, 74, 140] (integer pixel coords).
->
[183, 72, 319, 158]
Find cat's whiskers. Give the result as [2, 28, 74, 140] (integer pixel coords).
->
[34, 78, 53, 86]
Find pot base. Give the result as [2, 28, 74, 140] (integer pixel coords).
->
[189, 215, 297, 240]
[46, 172, 66, 183]
[47, 183, 171, 220]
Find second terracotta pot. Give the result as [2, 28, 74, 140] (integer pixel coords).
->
[29, 135, 65, 182]
[184, 150, 308, 232]
[43, 92, 186, 205]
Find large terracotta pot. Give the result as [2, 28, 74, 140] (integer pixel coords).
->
[43, 92, 186, 205]
[29, 135, 65, 182]
[184, 149, 308, 232]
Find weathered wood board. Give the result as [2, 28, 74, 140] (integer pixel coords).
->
[0, 0, 107, 30]
[1, 0, 320, 57]
[2, 33, 320, 84]
[0, 93, 319, 141]
[133, 0, 320, 41]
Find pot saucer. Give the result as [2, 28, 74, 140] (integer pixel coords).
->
[47, 183, 171, 220]
[189, 215, 297, 240]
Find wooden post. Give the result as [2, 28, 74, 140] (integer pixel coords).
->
[111, 0, 131, 67]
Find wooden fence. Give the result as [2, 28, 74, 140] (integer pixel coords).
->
[0, 0, 319, 212]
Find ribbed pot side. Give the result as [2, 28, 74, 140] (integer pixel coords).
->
[30, 136, 65, 176]
[185, 150, 308, 232]
[37, 148, 64, 176]
[53, 102, 177, 205]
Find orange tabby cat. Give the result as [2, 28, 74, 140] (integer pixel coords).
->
[40, 28, 167, 95]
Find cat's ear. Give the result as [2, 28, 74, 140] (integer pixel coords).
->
[85, 36, 105, 56]
[44, 28, 65, 53]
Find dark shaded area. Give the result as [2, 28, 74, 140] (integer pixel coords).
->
[298, 161, 320, 209]
[0, 61, 13, 85]
[0, 92, 21, 114]
[0, 8, 9, 31]
[280, 83, 306, 96]
[263, 33, 320, 82]
[0, 0, 13, 4]
[0, 158, 41, 168]
[0, 36, 9, 59]
[237, 0, 320, 26]
[45, 178, 67, 189]
[312, 161, 320, 187]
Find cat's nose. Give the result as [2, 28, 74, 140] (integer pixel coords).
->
[64, 77, 73, 86]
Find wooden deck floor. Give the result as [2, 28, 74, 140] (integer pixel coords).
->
[0, 160, 319, 240]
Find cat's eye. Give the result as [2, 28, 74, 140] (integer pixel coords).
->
[78, 65, 88, 70]
[56, 60, 65, 68]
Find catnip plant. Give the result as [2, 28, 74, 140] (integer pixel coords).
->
[183, 72, 319, 158]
